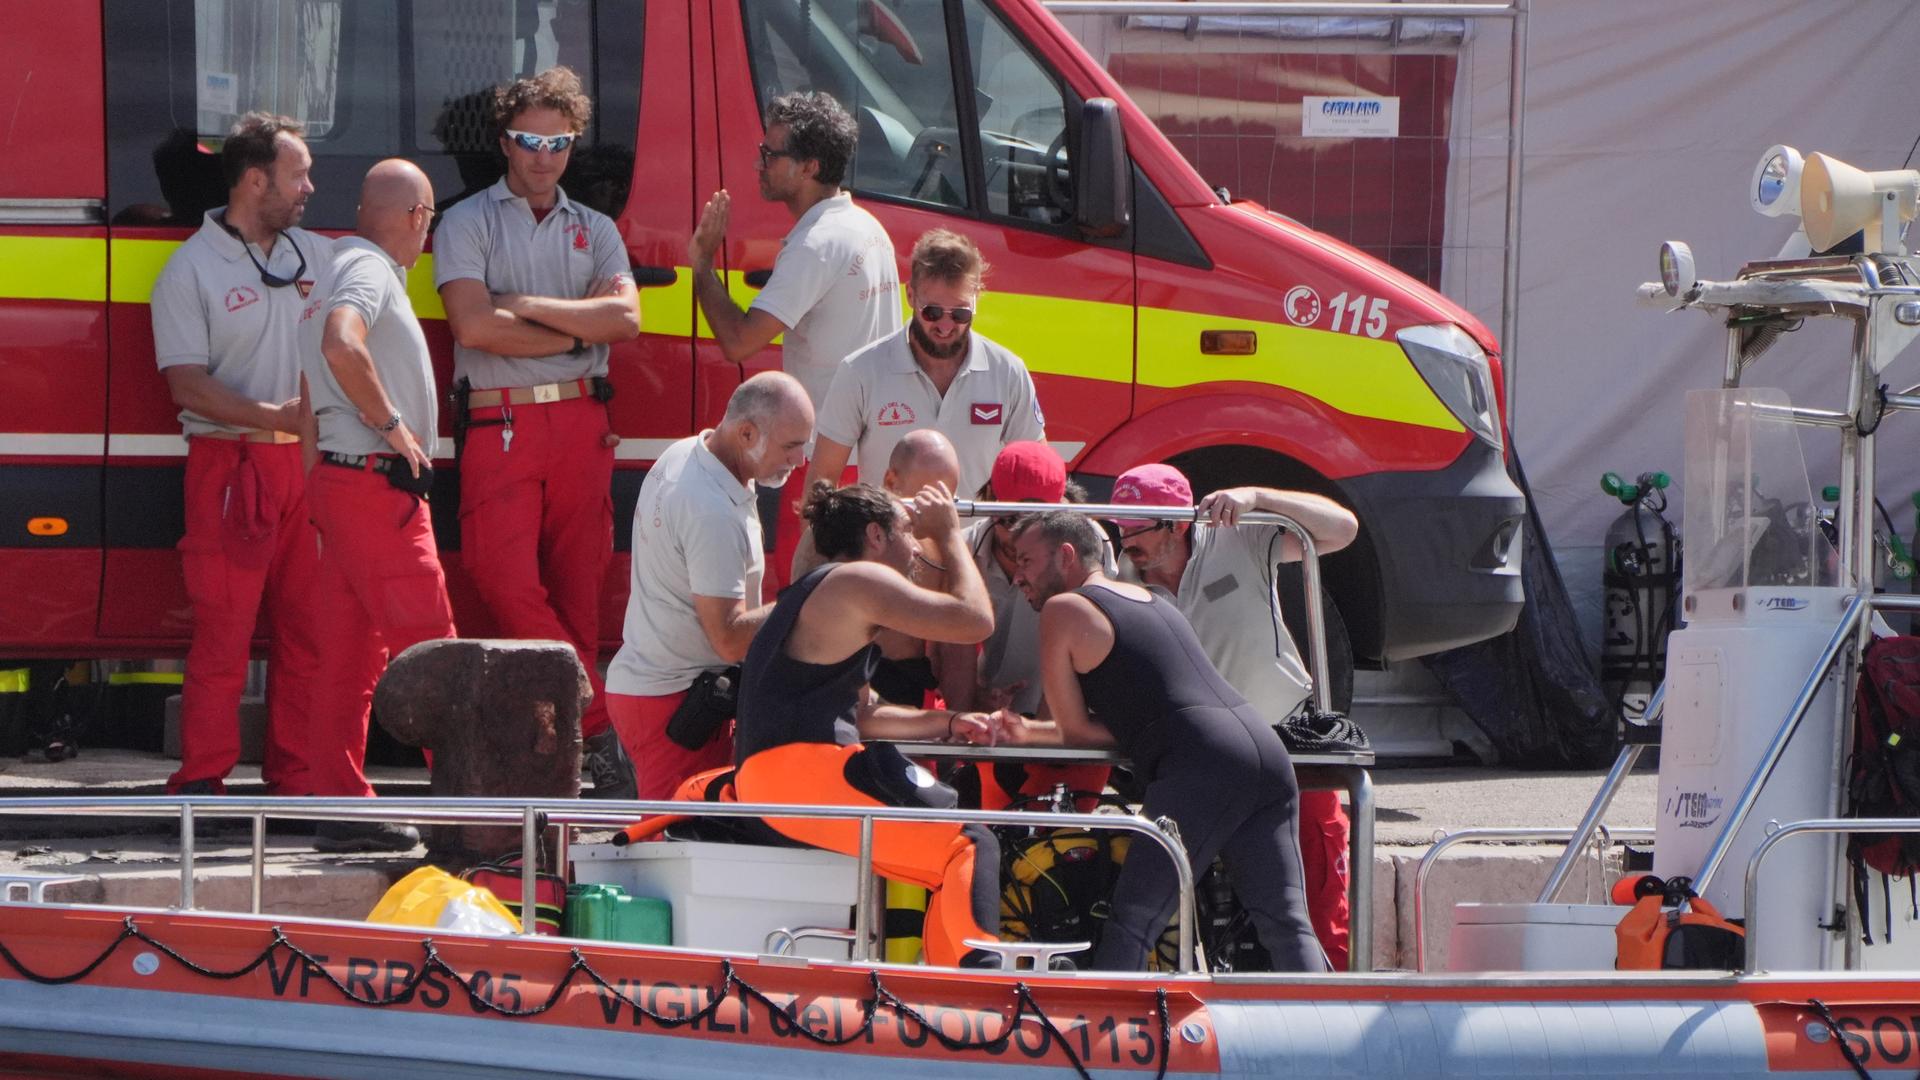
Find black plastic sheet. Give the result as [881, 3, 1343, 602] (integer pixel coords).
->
[1420, 446, 1619, 769]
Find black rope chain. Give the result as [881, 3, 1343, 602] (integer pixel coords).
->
[0, 917, 1175, 1079]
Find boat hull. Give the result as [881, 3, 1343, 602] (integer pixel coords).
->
[1, 904, 1917, 1078]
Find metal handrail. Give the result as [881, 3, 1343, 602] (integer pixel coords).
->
[1742, 818, 1920, 975]
[958, 499, 1332, 712]
[1692, 591, 1920, 896]
[0, 795, 1199, 974]
[1534, 741, 1651, 904]
[1690, 592, 1869, 894]
[1413, 826, 1655, 972]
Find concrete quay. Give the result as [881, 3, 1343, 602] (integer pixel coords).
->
[0, 750, 1659, 971]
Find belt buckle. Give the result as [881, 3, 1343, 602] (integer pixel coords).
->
[531, 383, 561, 405]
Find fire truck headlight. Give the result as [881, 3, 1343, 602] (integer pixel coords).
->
[1398, 323, 1501, 451]
[1752, 145, 1803, 218]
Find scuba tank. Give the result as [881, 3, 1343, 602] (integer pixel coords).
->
[1815, 485, 1913, 593]
[1600, 471, 1680, 719]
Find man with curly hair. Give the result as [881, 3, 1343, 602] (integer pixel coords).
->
[435, 66, 641, 798]
[691, 90, 902, 586]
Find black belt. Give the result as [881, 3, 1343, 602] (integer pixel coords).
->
[319, 450, 435, 497]
[320, 451, 401, 473]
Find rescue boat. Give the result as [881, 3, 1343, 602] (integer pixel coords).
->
[12, 158, 1920, 1078]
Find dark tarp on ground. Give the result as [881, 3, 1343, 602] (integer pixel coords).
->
[1421, 446, 1619, 769]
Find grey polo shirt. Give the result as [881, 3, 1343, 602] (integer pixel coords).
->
[815, 325, 1045, 499]
[607, 433, 765, 697]
[150, 210, 332, 436]
[299, 237, 438, 456]
[1124, 522, 1315, 721]
[432, 178, 632, 389]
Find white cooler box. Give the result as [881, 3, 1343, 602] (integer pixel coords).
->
[570, 840, 858, 960]
[1447, 902, 1627, 972]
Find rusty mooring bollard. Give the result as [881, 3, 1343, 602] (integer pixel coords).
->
[374, 638, 588, 861]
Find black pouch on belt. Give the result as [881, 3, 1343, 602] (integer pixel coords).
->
[665, 665, 741, 749]
[589, 376, 616, 403]
[383, 460, 436, 498]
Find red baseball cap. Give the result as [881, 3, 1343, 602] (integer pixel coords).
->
[1110, 463, 1192, 530]
[990, 441, 1066, 503]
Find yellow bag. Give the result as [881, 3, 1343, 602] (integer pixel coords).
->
[367, 866, 520, 936]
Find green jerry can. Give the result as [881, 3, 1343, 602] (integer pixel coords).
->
[565, 883, 672, 945]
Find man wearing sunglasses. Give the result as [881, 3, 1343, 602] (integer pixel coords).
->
[435, 66, 641, 800]
[802, 230, 1045, 578]
[150, 113, 331, 799]
[1108, 462, 1360, 968]
[690, 90, 901, 589]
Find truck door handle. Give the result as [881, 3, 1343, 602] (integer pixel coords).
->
[629, 265, 678, 287]
[744, 269, 773, 287]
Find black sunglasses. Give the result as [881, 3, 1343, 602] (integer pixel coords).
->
[242, 233, 307, 289]
[1117, 521, 1173, 543]
[757, 142, 798, 167]
[919, 304, 973, 325]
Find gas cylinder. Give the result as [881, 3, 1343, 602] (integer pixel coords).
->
[1599, 471, 1679, 718]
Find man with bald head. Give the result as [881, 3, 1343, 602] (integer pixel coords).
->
[794, 428, 960, 579]
[606, 371, 817, 798]
[295, 159, 450, 849]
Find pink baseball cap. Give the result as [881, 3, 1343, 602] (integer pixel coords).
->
[1110, 463, 1192, 530]
[990, 441, 1066, 503]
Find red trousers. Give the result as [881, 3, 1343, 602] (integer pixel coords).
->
[606, 689, 734, 801]
[460, 395, 613, 737]
[1299, 790, 1352, 970]
[737, 742, 996, 967]
[306, 461, 457, 797]
[172, 438, 322, 795]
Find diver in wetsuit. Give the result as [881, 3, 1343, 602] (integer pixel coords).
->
[733, 480, 1009, 967]
[996, 510, 1330, 973]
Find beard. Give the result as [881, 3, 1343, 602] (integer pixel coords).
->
[909, 317, 969, 361]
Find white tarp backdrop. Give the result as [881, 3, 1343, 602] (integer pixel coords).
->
[1496, 0, 1920, 588]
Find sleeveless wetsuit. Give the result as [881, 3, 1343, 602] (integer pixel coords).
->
[1074, 582, 1328, 973]
[733, 564, 1000, 967]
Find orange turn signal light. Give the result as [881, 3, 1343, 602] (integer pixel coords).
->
[27, 517, 69, 537]
[1200, 330, 1258, 356]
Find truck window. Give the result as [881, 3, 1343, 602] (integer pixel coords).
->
[741, 0, 967, 210]
[741, 0, 1074, 228]
[106, 0, 639, 229]
[960, 0, 1071, 226]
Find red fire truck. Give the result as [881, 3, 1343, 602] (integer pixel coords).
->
[0, 1, 1521, 692]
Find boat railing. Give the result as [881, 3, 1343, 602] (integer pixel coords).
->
[0, 795, 1200, 973]
[1742, 816, 1920, 975]
[1533, 686, 1663, 904]
[1412, 825, 1657, 972]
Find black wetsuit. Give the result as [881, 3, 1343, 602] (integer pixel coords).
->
[735, 565, 878, 762]
[1074, 582, 1328, 973]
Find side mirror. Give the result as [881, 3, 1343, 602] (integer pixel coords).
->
[1074, 98, 1130, 238]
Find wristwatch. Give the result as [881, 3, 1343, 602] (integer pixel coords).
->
[568, 336, 586, 356]
[377, 411, 403, 434]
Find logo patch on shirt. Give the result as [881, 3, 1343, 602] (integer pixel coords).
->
[1202, 573, 1240, 602]
[566, 223, 591, 252]
[877, 402, 917, 426]
[971, 403, 1003, 425]
[223, 286, 260, 313]
[296, 279, 315, 298]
